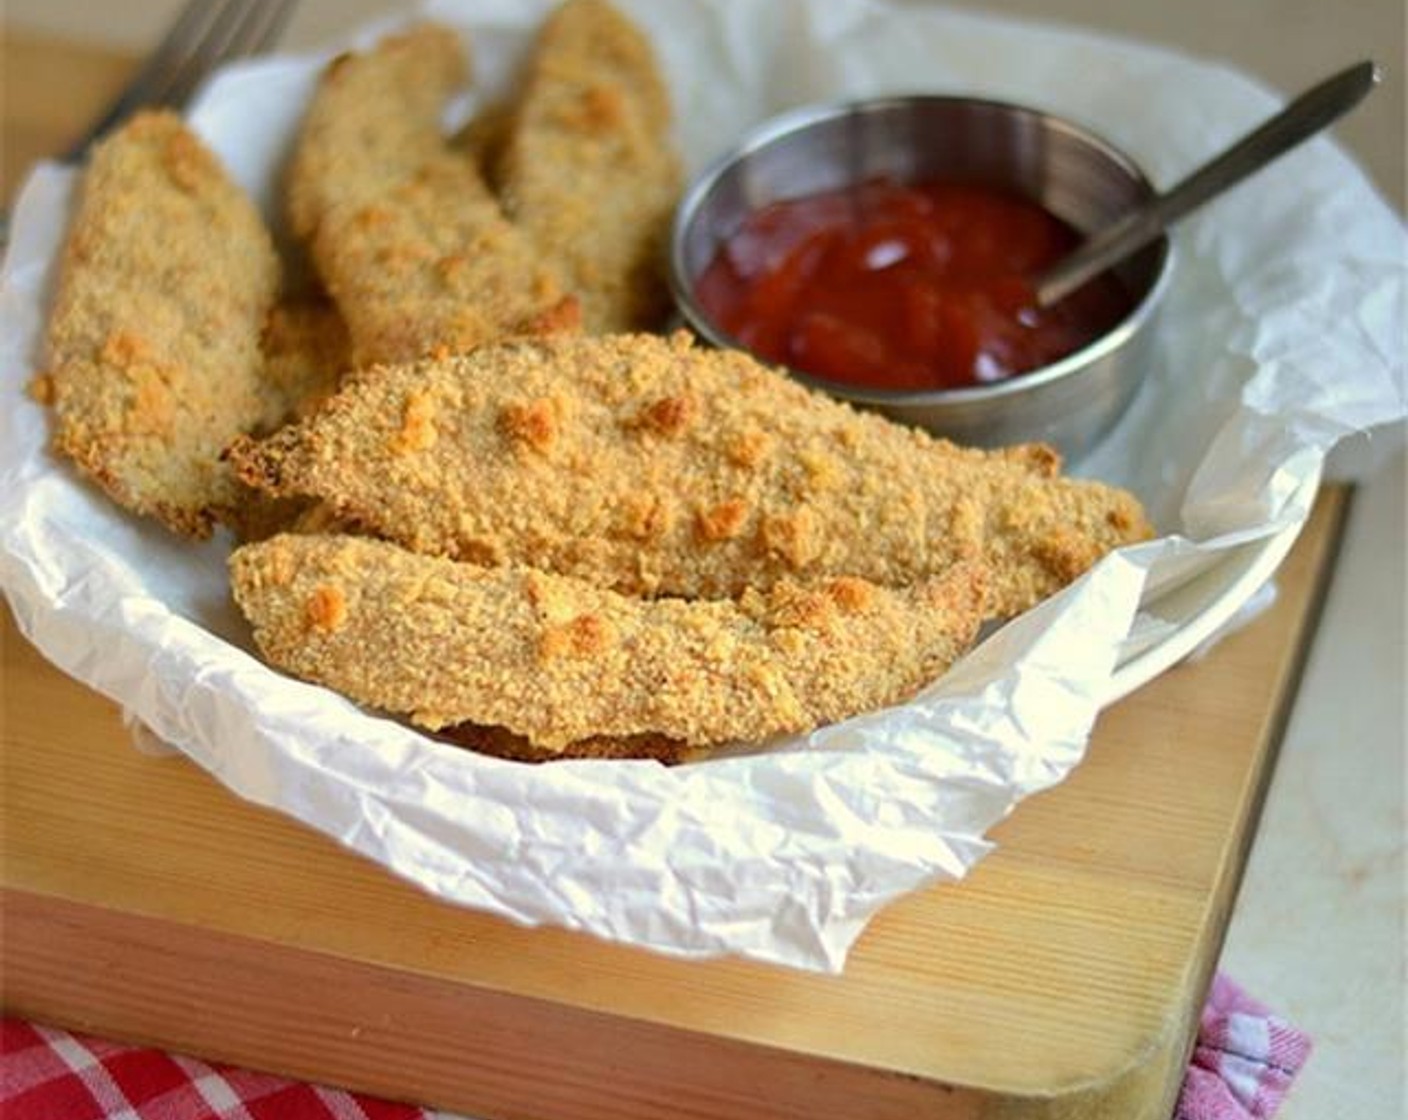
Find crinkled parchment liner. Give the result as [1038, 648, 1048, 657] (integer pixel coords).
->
[1, 0, 1403, 970]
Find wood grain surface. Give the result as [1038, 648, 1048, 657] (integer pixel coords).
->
[0, 31, 1349, 1120]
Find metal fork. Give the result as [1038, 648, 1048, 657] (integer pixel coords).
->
[63, 0, 301, 162]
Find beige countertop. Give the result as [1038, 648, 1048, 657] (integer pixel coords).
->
[3, 1, 1404, 1117]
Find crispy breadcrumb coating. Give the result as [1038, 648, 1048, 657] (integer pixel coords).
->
[222, 298, 355, 542]
[285, 22, 579, 366]
[229, 533, 988, 750]
[436, 722, 705, 764]
[497, 0, 681, 332]
[310, 154, 580, 366]
[285, 23, 469, 242]
[41, 110, 282, 538]
[454, 98, 515, 185]
[230, 332, 1152, 618]
[258, 297, 352, 420]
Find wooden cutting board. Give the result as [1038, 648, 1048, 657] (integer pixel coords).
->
[0, 30, 1348, 1120]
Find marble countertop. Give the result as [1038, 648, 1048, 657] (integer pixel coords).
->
[4, 0, 1404, 1114]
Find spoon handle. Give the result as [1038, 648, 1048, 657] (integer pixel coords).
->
[1034, 60, 1380, 308]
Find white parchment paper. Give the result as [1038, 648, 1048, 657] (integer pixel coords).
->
[2, 0, 1404, 971]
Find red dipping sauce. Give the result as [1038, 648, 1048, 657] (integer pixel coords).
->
[694, 178, 1134, 392]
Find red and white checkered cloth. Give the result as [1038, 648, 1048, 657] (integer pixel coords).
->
[3, 972, 1311, 1119]
[1176, 973, 1314, 1120]
[0, 1018, 452, 1120]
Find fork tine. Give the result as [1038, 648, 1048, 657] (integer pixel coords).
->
[63, 0, 300, 162]
[137, 0, 302, 125]
[238, 0, 300, 57]
[151, 0, 270, 115]
[64, 0, 215, 159]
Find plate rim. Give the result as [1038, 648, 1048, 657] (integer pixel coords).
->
[1104, 465, 1324, 705]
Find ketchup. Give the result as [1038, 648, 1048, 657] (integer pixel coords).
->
[694, 178, 1133, 391]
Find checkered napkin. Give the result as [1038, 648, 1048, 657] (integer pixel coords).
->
[0, 1018, 444, 1120]
[3, 973, 1311, 1119]
[1176, 973, 1314, 1119]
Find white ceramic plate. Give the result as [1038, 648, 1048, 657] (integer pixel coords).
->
[1107, 467, 1323, 703]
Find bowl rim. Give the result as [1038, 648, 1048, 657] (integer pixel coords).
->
[667, 92, 1174, 406]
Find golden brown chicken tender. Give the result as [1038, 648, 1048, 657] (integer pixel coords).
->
[286, 22, 579, 367]
[39, 110, 282, 538]
[285, 23, 469, 242]
[436, 722, 704, 764]
[257, 296, 352, 420]
[309, 154, 580, 366]
[230, 533, 988, 750]
[496, 0, 681, 332]
[221, 298, 355, 543]
[229, 332, 1153, 618]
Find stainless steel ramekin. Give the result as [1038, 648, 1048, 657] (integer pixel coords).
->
[669, 95, 1172, 459]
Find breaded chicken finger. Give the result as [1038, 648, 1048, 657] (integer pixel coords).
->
[39, 111, 282, 538]
[223, 297, 354, 543]
[230, 533, 988, 750]
[285, 23, 469, 241]
[230, 332, 1152, 618]
[310, 154, 580, 366]
[257, 296, 352, 421]
[497, 0, 681, 332]
[437, 722, 703, 764]
[286, 23, 578, 366]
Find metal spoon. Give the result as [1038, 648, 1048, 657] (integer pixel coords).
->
[1033, 60, 1380, 308]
